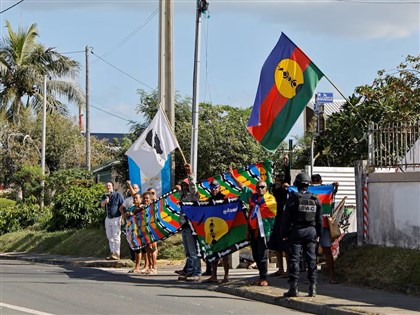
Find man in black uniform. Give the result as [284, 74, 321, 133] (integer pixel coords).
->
[281, 172, 322, 297]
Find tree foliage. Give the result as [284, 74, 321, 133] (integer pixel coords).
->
[47, 172, 105, 231]
[0, 20, 84, 125]
[315, 55, 420, 166]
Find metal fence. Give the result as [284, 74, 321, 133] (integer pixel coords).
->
[368, 121, 420, 171]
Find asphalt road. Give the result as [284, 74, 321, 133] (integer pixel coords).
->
[0, 259, 304, 315]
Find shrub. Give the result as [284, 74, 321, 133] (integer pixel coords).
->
[0, 198, 19, 234]
[48, 183, 105, 231]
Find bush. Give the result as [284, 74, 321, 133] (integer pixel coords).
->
[0, 198, 19, 234]
[0, 198, 52, 234]
[48, 183, 106, 231]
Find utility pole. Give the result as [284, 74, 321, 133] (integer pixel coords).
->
[159, 0, 175, 187]
[85, 46, 91, 171]
[190, 0, 208, 180]
[40, 75, 47, 210]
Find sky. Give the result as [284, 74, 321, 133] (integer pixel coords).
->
[1, 0, 419, 140]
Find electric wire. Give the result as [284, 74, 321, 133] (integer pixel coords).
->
[0, 0, 24, 14]
[99, 8, 158, 60]
[91, 50, 155, 90]
[90, 103, 136, 124]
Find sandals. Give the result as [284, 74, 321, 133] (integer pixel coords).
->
[250, 279, 269, 286]
[147, 269, 157, 275]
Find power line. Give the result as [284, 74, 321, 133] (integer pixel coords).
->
[91, 50, 155, 90]
[62, 50, 85, 55]
[99, 8, 158, 60]
[90, 103, 137, 124]
[0, 0, 24, 14]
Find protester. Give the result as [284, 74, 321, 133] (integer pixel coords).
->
[311, 174, 339, 284]
[120, 181, 140, 261]
[281, 172, 322, 297]
[100, 181, 124, 260]
[202, 179, 230, 284]
[147, 188, 157, 201]
[124, 192, 143, 273]
[268, 172, 290, 277]
[138, 191, 158, 275]
[177, 163, 202, 282]
[229, 165, 277, 287]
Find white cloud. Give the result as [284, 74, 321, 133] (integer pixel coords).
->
[210, 0, 419, 39]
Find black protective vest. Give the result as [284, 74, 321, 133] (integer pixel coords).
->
[296, 192, 317, 224]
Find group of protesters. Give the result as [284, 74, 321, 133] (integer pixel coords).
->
[99, 158, 339, 297]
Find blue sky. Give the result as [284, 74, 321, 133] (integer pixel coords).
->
[1, 0, 419, 139]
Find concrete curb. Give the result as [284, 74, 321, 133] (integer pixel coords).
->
[216, 284, 366, 315]
[0, 252, 132, 268]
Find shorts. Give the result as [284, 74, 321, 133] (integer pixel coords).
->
[319, 228, 331, 247]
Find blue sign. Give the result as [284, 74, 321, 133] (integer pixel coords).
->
[316, 92, 333, 103]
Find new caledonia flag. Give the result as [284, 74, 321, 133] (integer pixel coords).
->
[248, 33, 324, 152]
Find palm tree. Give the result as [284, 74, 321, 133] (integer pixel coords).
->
[0, 20, 85, 125]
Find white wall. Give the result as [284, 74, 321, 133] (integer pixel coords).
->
[368, 172, 420, 249]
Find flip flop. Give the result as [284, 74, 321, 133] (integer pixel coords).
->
[202, 278, 219, 284]
[221, 278, 230, 283]
[258, 280, 269, 286]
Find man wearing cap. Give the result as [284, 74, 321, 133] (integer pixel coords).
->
[228, 166, 277, 287]
[178, 164, 202, 282]
[202, 179, 231, 283]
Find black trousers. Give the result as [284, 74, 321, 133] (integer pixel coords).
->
[288, 226, 317, 286]
[250, 231, 269, 280]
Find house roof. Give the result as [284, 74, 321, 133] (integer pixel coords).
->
[306, 99, 346, 117]
[90, 133, 128, 143]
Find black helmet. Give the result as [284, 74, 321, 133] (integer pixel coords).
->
[294, 172, 311, 186]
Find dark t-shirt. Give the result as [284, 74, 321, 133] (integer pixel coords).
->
[101, 191, 124, 218]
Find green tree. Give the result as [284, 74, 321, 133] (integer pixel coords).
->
[33, 112, 113, 173]
[0, 21, 84, 125]
[315, 55, 420, 166]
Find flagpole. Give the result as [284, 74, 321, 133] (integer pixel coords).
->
[158, 104, 188, 165]
[322, 74, 350, 104]
[322, 74, 369, 125]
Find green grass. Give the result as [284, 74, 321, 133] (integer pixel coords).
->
[1, 229, 419, 296]
[0, 228, 185, 260]
[335, 244, 420, 296]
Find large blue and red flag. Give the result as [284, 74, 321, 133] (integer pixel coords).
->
[181, 198, 250, 263]
[248, 33, 324, 152]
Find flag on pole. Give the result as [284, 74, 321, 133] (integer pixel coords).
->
[126, 107, 179, 179]
[127, 155, 171, 197]
[248, 32, 324, 152]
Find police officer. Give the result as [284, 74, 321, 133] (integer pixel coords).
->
[280, 172, 322, 297]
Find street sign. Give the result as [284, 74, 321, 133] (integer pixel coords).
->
[316, 92, 333, 103]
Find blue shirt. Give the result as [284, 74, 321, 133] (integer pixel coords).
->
[101, 191, 124, 218]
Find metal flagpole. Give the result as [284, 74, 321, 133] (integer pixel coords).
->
[190, 0, 206, 181]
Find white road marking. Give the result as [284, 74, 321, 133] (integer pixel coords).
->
[0, 303, 54, 315]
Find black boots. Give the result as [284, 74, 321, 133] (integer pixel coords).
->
[283, 283, 299, 297]
[284, 283, 316, 297]
[309, 283, 317, 297]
